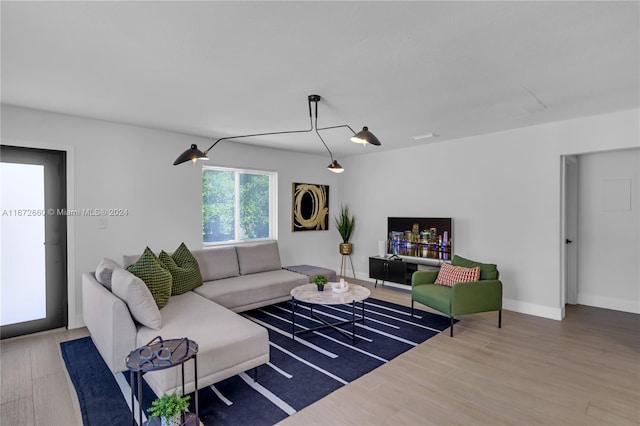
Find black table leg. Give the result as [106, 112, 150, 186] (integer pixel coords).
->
[130, 370, 135, 426]
[352, 300, 356, 343]
[137, 372, 143, 426]
[181, 363, 185, 395]
[194, 354, 198, 423]
[291, 298, 296, 340]
[181, 361, 186, 425]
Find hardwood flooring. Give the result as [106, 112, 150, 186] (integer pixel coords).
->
[1, 326, 89, 426]
[1, 280, 638, 425]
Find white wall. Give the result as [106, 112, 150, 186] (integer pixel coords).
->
[1, 105, 344, 328]
[577, 149, 639, 313]
[341, 109, 639, 320]
[2, 105, 639, 324]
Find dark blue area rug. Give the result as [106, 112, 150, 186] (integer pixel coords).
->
[61, 298, 452, 425]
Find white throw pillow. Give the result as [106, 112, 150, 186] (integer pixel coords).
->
[95, 258, 122, 290]
[111, 267, 162, 330]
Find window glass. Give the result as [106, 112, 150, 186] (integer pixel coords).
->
[203, 166, 276, 244]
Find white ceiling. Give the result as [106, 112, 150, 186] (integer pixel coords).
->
[2, 1, 638, 159]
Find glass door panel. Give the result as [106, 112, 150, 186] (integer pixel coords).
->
[1, 163, 47, 325]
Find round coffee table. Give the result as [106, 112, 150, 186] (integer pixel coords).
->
[290, 283, 371, 343]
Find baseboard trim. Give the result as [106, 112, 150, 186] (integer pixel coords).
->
[502, 298, 563, 321]
[577, 294, 640, 314]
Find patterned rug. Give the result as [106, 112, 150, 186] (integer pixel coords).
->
[61, 298, 452, 425]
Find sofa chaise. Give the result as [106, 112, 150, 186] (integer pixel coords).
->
[82, 241, 309, 396]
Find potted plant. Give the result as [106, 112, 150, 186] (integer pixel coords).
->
[334, 205, 355, 255]
[148, 393, 190, 426]
[311, 274, 328, 291]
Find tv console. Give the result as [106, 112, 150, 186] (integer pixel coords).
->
[369, 256, 439, 287]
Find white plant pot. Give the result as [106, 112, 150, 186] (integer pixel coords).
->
[161, 414, 182, 426]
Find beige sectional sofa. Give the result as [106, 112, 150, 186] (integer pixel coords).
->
[82, 241, 309, 397]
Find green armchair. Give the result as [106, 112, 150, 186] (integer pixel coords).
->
[411, 255, 502, 337]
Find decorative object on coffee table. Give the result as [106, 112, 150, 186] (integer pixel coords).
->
[126, 337, 199, 426]
[311, 274, 328, 291]
[335, 204, 356, 279]
[331, 278, 349, 293]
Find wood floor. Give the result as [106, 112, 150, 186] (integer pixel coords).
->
[2, 280, 638, 426]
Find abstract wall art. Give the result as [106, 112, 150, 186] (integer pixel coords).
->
[292, 182, 329, 231]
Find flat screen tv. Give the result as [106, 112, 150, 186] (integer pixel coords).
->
[387, 217, 453, 261]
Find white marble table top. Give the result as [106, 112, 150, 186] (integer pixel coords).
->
[290, 283, 371, 305]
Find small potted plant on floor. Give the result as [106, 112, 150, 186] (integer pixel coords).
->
[311, 274, 328, 291]
[148, 393, 190, 426]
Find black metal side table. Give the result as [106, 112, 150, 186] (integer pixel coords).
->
[126, 337, 199, 426]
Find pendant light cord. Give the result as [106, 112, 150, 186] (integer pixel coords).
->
[201, 100, 314, 155]
[312, 99, 336, 163]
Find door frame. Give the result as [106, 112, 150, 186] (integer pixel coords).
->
[560, 155, 579, 320]
[1, 138, 79, 329]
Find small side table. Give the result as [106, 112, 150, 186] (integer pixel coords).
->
[126, 337, 199, 426]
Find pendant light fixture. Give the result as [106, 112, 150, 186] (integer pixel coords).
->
[173, 144, 208, 165]
[173, 95, 381, 172]
[351, 126, 382, 146]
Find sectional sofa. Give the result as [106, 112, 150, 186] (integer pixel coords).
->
[82, 241, 309, 397]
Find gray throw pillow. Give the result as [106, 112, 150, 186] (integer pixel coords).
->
[191, 246, 240, 281]
[236, 241, 282, 275]
[95, 257, 121, 290]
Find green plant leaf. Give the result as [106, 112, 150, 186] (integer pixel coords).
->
[147, 393, 190, 419]
[311, 274, 328, 285]
[334, 205, 355, 243]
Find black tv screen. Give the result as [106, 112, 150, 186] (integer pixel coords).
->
[387, 217, 453, 261]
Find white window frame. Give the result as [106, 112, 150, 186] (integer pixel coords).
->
[202, 165, 278, 245]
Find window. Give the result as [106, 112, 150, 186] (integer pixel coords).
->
[202, 166, 277, 244]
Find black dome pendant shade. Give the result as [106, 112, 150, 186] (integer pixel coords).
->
[173, 144, 208, 165]
[351, 126, 382, 146]
[327, 160, 344, 173]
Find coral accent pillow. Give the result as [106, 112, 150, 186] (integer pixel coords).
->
[434, 263, 481, 287]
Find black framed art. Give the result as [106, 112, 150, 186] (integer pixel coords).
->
[292, 182, 329, 231]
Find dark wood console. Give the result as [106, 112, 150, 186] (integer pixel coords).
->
[368, 256, 416, 287]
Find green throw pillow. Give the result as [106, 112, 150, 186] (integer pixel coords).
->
[126, 247, 172, 308]
[451, 255, 499, 280]
[159, 243, 203, 295]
